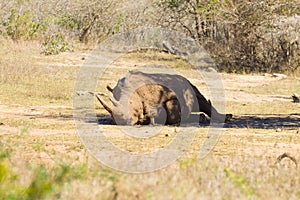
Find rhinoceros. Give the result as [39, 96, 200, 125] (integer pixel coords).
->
[96, 70, 231, 125]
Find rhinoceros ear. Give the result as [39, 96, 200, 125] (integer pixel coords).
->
[208, 99, 212, 105]
[106, 85, 113, 93]
[95, 94, 113, 114]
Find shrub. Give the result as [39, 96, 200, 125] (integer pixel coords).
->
[3, 9, 40, 40]
[157, 0, 300, 73]
[41, 33, 73, 55]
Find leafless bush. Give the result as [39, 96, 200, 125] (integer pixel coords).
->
[156, 0, 300, 73]
[0, 0, 120, 45]
[0, 0, 298, 71]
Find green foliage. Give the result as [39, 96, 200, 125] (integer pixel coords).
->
[179, 156, 197, 167]
[196, 0, 220, 14]
[21, 126, 30, 134]
[71, 163, 88, 179]
[0, 146, 88, 200]
[41, 33, 73, 55]
[0, 149, 24, 200]
[224, 167, 255, 196]
[100, 168, 120, 183]
[26, 165, 53, 199]
[0, 149, 9, 183]
[3, 9, 40, 40]
[0, 149, 10, 160]
[162, 0, 184, 10]
[25, 163, 87, 199]
[0, 162, 8, 183]
[54, 16, 81, 30]
[109, 13, 124, 34]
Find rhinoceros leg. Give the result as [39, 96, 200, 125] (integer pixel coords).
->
[148, 107, 157, 125]
[164, 99, 181, 125]
[189, 83, 232, 123]
[148, 105, 167, 125]
[189, 83, 213, 117]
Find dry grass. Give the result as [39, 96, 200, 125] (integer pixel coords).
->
[0, 39, 81, 106]
[0, 40, 299, 199]
[227, 100, 298, 115]
[247, 78, 300, 96]
[1, 129, 299, 199]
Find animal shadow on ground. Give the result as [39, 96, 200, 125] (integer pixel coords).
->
[225, 114, 300, 129]
[24, 113, 74, 121]
[96, 114, 300, 130]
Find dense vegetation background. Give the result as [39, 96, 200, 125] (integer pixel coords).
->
[0, 0, 299, 73]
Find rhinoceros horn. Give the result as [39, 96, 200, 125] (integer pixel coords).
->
[95, 94, 113, 114]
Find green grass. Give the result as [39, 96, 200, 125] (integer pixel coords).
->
[0, 148, 89, 200]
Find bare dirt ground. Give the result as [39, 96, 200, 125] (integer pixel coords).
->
[0, 42, 300, 199]
[1, 62, 299, 134]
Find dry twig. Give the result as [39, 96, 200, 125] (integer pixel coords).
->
[275, 153, 298, 168]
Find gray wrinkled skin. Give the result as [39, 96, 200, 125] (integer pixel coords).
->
[98, 70, 226, 125]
